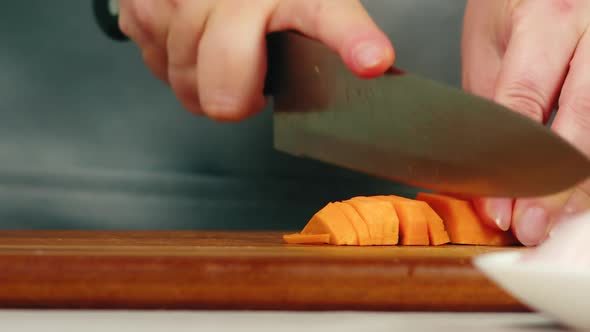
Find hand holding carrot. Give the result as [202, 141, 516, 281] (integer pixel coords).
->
[462, 0, 590, 246]
[117, 0, 394, 121]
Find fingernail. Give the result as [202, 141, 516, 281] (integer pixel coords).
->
[485, 199, 511, 231]
[515, 207, 549, 246]
[492, 208, 511, 231]
[353, 42, 385, 69]
[494, 216, 509, 231]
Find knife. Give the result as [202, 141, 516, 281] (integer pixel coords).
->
[93, 0, 590, 198]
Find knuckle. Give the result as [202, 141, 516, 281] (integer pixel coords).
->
[499, 78, 548, 122]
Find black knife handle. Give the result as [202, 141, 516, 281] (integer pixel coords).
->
[92, 0, 281, 95]
[92, 0, 127, 41]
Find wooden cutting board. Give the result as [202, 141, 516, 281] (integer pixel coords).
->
[0, 231, 527, 311]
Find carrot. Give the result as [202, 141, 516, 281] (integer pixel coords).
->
[335, 202, 372, 246]
[283, 233, 330, 244]
[375, 196, 429, 245]
[343, 197, 381, 244]
[391, 201, 430, 245]
[345, 197, 399, 245]
[416, 193, 516, 246]
[376, 195, 450, 246]
[301, 202, 358, 245]
[418, 201, 451, 246]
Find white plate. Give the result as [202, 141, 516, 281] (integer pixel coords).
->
[474, 251, 590, 331]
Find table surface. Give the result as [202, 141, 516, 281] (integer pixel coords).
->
[0, 311, 562, 332]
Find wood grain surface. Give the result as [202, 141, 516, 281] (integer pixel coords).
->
[0, 231, 528, 311]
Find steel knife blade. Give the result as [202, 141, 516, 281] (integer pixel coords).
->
[266, 32, 590, 198]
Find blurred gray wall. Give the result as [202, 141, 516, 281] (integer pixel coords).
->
[0, 0, 465, 230]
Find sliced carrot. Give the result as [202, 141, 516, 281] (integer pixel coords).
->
[345, 197, 399, 245]
[301, 202, 358, 245]
[376, 195, 450, 246]
[375, 196, 428, 245]
[416, 193, 516, 246]
[418, 201, 450, 246]
[283, 233, 330, 244]
[391, 201, 429, 245]
[335, 202, 371, 246]
[343, 197, 380, 244]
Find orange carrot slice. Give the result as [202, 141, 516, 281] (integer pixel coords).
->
[418, 201, 451, 246]
[391, 201, 430, 245]
[343, 197, 380, 244]
[335, 202, 371, 246]
[301, 202, 358, 245]
[376, 195, 450, 246]
[345, 197, 399, 245]
[416, 193, 516, 246]
[283, 233, 330, 244]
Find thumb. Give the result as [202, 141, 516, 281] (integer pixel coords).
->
[269, 0, 395, 78]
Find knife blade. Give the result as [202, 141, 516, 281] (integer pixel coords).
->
[266, 32, 590, 198]
[92, 3, 590, 198]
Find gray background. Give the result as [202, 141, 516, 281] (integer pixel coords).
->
[0, 0, 465, 230]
